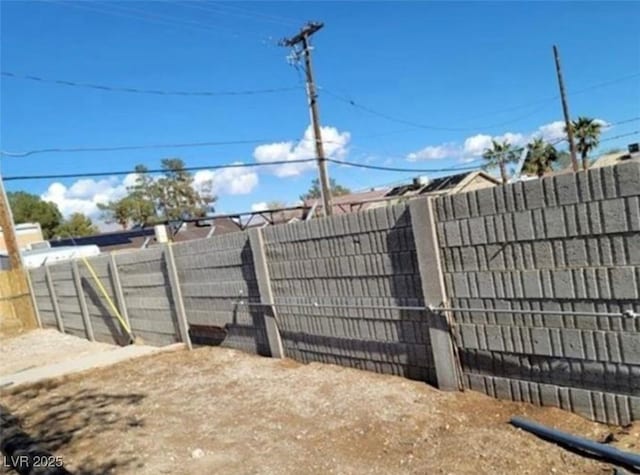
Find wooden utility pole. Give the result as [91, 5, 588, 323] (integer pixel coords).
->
[0, 174, 22, 269]
[281, 22, 333, 216]
[553, 45, 579, 172]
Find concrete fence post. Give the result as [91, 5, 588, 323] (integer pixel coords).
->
[108, 252, 132, 335]
[44, 265, 64, 333]
[25, 270, 42, 328]
[163, 243, 192, 350]
[248, 228, 284, 358]
[409, 197, 461, 391]
[72, 260, 95, 341]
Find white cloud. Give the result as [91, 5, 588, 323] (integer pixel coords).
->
[41, 175, 135, 221]
[407, 143, 458, 161]
[496, 132, 527, 147]
[253, 125, 350, 177]
[462, 134, 493, 157]
[407, 117, 610, 164]
[42, 167, 258, 231]
[193, 165, 258, 196]
[535, 121, 566, 143]
[251, 202, 268, 212]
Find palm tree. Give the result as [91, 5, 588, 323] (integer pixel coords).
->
[567, 117, 602, 170]
[482, 139, 518, 184]
[524, 137, 559, 177]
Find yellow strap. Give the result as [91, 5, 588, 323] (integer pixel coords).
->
[80, 256, 132, 336]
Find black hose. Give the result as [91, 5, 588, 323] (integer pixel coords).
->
[511, 416, 640, 472]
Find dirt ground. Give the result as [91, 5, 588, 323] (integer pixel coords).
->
[1, 344, 638, 475]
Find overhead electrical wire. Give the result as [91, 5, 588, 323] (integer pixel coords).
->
[0, 71, 301, 97]
[321, 72, 640, 132]
[2, 157, 484, 182]
[1, 158, 315, 182]
[48, 0, 242, 38]
[2, 130, 637, 182]
[177, 1, 299, 27]
[2, 117, 636, 159]
[327, 159, 480, 173]
[321, 88, 552, 132]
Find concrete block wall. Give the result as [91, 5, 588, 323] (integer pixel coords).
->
[116, 247, 180, 346]
[435, 161, 640, 424]
[262, 204, 437, 384]
[76, 255, 130, 345]
[47, 262, 86, 339]
[28, 268, 57, 329]
[172, 233, 270, 355]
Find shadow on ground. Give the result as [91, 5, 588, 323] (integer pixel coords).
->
[1, 380, 146, 474]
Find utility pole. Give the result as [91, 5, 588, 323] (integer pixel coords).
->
[553, 45, 579, 172]
[281, 22, 333, 216]
[0, 174, 22, 270]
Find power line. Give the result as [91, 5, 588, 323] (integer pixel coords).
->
[0, 138, 291, 158]
[4, 130, 637, 182]
[1, 156, 485, 182]
[1, 158, 316, 182]
[177, 1, 299, 28]
[599, 130, 640, 143]
[48, 0, 241, 38]
[2, 117, 636, 159]
[102, 0, 243, 37]
[322, 88, 551, 132]
[321, 72, 640, 132]
[0, 71, 301, 97]
[328, 159, 480, 173]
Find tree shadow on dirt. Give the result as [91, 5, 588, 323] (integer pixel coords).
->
[1, 380, 146, 474]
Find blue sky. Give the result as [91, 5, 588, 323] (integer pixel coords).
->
[1, 1, 639, 225]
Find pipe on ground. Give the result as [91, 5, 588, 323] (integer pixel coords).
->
[510, 416, 640, 471]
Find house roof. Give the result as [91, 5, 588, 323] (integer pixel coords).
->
[50, 217, 241, 252]
[303, 189, 390, 215]
[302, 171, 498, 216]
[388, 170, 499, 198]
[591, 151, 640, 169]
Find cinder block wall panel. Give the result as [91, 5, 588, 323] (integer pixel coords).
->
[172, 234, 269, 356]
[118, 248, 179, 346]
[28, 268, 57, 328]
[436, 162, 640, 424]
[47, 262, 85, 338]
[78, 255, 129, 345]
[263, 203, 437, 385]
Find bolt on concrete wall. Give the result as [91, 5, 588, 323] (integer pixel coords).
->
[435, 161, 640, 424]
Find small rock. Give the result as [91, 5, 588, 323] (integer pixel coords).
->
[191, 448, 204, 459]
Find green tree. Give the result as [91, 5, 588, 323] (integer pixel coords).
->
[567, 117, 603, 170]
[154, 158, 215, 221]
[128, 164, 159, 226]
[299, 178, 351, 201]
[482, 140, 518, 184]
[523, 138, 559, 177]
[98, 161, 214, 228]
[265, 201, 287, 210]
[98, 195, 154, 230]
[54, 213, 98, 238]
[7, 191, 62, 239]
[98, 166, 158, 229]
